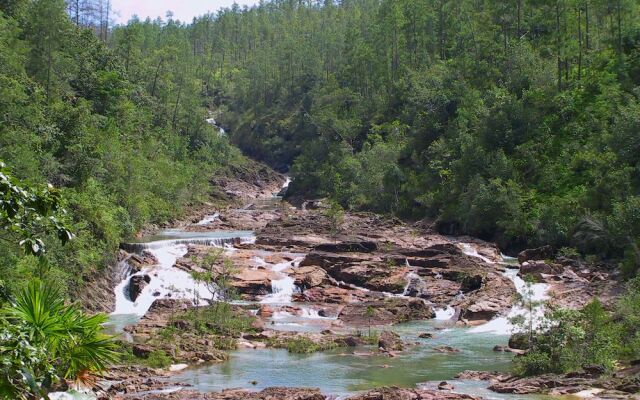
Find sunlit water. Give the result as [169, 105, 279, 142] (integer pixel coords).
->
[107, 218, 554, 400]
[111, 230, 255, 318]
[171, 319, 549, 399]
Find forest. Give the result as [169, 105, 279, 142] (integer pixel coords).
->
[172, 0, 640, 270]
[0, 0, 246, 299]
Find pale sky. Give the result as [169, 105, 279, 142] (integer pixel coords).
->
[111, 0, 259, 24]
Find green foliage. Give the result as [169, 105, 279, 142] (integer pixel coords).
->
[162, 0, 640, 267]
[174, 303, 256, 339]
[512, 287, 640, 377]
[324, 201, 345, 237]
[285, 336, 337, 354]
[0, 2, 246, 297]
[146, 350, 172, 369]
[0, 163, 72, 256]
[191, 248, 238, 303]
[0, 280, 117, 398]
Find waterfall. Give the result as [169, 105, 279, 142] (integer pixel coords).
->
[120, 236, 251, 253]
[469, 269, 549, 335]
[206, 116, 226, 136]
[282, 177, 291, 190]
[457, 242, 496, 264]
[112, 231, 255, 317]
[300, 307, 337, 320]
[260, 257, 303, 304]
[456, 242, 550, 335]
[458, 245, 550, 335]
[196, 212, 219, 226]
[434, 306, 456, 320]
[402, 272, 424, 296]
[261, 276, 296, 304]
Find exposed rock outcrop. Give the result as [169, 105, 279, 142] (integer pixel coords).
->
[338, 297, 435, 326]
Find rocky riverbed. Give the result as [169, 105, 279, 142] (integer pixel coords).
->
[90, 164, 638, 400]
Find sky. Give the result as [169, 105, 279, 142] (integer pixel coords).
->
[111, 0, 259, 24]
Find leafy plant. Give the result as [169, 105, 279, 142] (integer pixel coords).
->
[0, 281, 118, 398]
[146, 350, 172, 369]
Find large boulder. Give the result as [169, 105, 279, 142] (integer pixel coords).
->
[338, 297, 434, 326]
[518, 245, 556, 264]
[286, 265, 329, 289]
[378, 331, 404, 351]
[132, 344, 153, 359]
[231, 269, 277, 297]
[519, 260, 562, 277]
[128, 274, 151, 301]
[457, 272, 517, 324]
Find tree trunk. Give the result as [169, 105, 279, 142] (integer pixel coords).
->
[556, 1, 562, 91]
[172, 81, 183, 131]
[151, 59, 163, 97]
[439, 0, 446, 60]
[585, 0, 590, 50]
[517, 0, 522, 37]
[578, 6, 583, 80]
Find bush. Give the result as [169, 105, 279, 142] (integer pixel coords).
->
[284, 337, 338, 354]
[146, 350, 172, 369]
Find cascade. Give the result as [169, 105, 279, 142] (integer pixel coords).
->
[260, 257, 303, 304]
[457, 242, 550, 335]
[196, 212, 220, 226]
[112, 231, 255, 317]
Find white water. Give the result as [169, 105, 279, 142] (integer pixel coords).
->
[282, 177, 292, 190]
[196, 212, 219, 226]
[262, 276, 297, 304]
[260, 257, 304, 304]
[435, 306, 456, 320]
[402, 271, 423, 296]
[457, 242, 550, 335]
[206, 116, 226, 136]
[457, 242, 496, 264]
[469, 269, 549, 335]
[48, 390, 94, 400]
[113, 232, 255, 317]
[112, 244, 213, 316]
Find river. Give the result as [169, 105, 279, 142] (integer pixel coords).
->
[106, 180, 555, 400]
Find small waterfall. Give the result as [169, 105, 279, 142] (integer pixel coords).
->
[281, 177, 291, 191]
[113, 231, 255, 317]
[299, 307, 337, 320]
[434, 306, 456, 320]
[206, 117, 226, 136]
[275, 176, 292, 198]
[457, 242, 550, 334]
[260, 257, 303, 304]
[120, 236, 252, 253]
[402, 272, 425, 296]
[457, 243, 495, 264]
[469, 264, 550, 335]
[196, 212, 219, 226]
[262, 276, 296, 304]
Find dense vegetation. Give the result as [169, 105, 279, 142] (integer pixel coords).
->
[514, 277, 640, 376]
[108, 0, 640, 271]
[0, 0, 245, 297]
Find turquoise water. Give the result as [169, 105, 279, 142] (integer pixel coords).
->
[170, 319, 548, 399]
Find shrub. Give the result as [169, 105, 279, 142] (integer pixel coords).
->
[146, 351, 172, 369]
